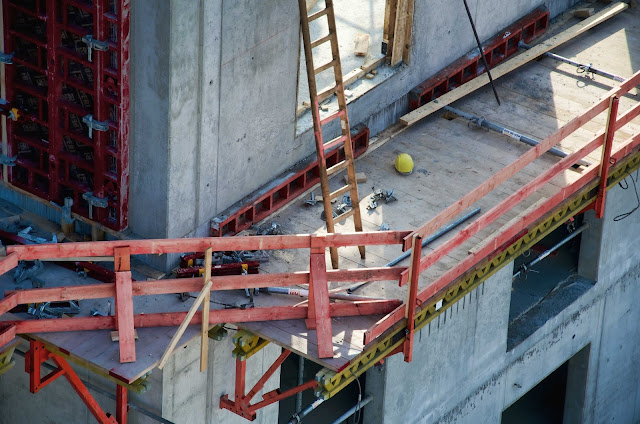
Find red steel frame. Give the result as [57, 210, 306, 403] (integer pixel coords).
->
[2, 0, 130, 230]
[25, 339, 123, 423]
[220, 350, 318, 421]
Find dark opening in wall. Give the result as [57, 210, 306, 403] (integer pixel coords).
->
[507, 214, 595, 350]
[502, 344, 590, 424]
[279, 353, 365, 424]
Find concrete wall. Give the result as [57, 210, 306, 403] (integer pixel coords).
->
[129, 0, 300, 240]
[364, 183, 640, 424]
[161, 334, 281, 424]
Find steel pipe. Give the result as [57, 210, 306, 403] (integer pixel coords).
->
[512, 223, 589, 280]
[288, 397, 325, 424]
[443, 105, 591, 167]
[330, 395, 373, 424]
[348, 207, 481, 293]
[520, 42, 626, 84]
[266, 287, 388, 302]
[295, 355, 305, 413]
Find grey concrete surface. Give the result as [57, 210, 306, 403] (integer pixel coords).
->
[363, 183, 640, 424]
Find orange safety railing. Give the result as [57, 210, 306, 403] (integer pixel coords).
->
[0, 231, 410, 362]
[365, 69, 640, 346]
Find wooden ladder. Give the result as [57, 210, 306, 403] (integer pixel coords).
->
[298, 0, 365, 269]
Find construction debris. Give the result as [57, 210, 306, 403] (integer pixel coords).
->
[28, 301, 80, 319]
[13, 260, 43, 284]
[574, 8, 595, 18]
[256, 222, 283, 236]
[354, 33, 370, 56]
[367, 188, 397, 210]
[344, 172, 367, 184]
[305, 192, 321, 206]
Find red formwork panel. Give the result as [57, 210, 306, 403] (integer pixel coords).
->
[408, 6, 549, 110]
[211, 125, 370, 238]
[2, 0, 130, 230]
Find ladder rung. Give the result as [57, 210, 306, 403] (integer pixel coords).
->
[317, 85, 339, 102]
[326, 159, 349, 176]
[323, 134, 348, 151]
[311, 33, 334, 49]
[330, 184, 352, 199]
[334, 208, 356, 224]
[320, 109, 346, 126]
[308, 8, 330, 22]
[314, 59, 337, 75]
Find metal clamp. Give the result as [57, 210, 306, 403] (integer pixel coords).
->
[0, 154, 17, 166]
[81, 35, 109, 62]
[0, 52, 15, 64]
[82, 192, 108, 219]
[50, 197, 75, 224]
[82, 114, 109, 138]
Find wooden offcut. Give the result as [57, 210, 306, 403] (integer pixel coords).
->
[574, 7, 595, 18]
[399, 2, 629, 126]
[158, 279, 214, 370]
[354, 33, 370, 56]
[110, 330, 139, 342]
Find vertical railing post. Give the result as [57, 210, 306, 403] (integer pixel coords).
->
[595, 95, 620, 219]
[114, 246, 136, 363]
[200, 247, 212, 372]
[403, 235, 422, 363]
[308, 236, 334, 358]
[116, 385, 128, 424]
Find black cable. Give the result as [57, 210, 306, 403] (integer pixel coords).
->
[613, 169, 640, 221]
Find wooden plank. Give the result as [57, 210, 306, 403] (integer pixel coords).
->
[0, 325, 16, 348]
[309, 251, 334, 358]
[115, 271, 136, 363]
[399, 2, 629, 126]
[391, 0, 409, 66]
[0, 292, 18, 315]
[468, 198, 547, 254]
[5, 299, 401, 335]
[200, 247, 212, 372]
[4, 229, 410, 261]
[0, 253, 18, 277]
[157, 279, 213, 369]
[402, 0, 415, 64]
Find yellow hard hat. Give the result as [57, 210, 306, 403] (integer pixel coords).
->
[394, 153, 414, 175]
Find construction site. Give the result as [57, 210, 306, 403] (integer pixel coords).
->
[0, 0, 639, 422]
